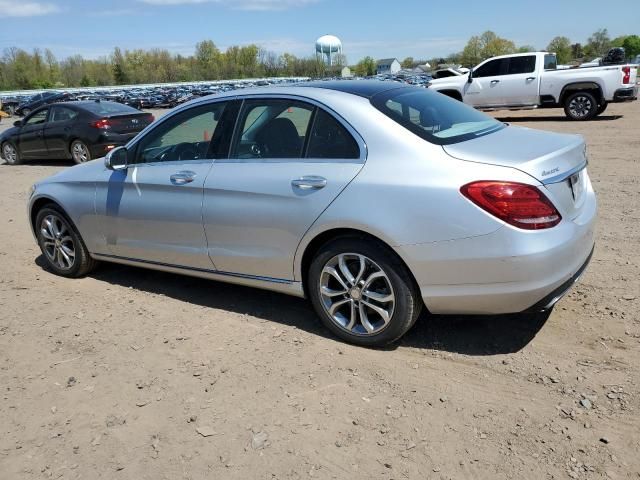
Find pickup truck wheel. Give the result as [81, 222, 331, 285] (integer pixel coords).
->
[596, 102, 608, 116]
[564, 92, 597, 121]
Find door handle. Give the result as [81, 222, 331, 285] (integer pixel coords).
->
[291, 176, 327, 190]
[490, 80, 500, 84]
[526, 77, 536, 81]
[170, 170, 196, 185]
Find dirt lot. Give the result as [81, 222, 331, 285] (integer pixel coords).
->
[0, 102, 639, 480]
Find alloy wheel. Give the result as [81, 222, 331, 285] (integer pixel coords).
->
[72, 142, 89, 163]
[319, 253, 395, 336]
[41, 214, 76, 270]
[569, 95, 593, 118]
[2, 143, 17, 164]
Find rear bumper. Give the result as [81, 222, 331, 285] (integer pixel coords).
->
[89, 132, 139, 158]
[396, 189, 597, 315]
[612, 86, 638, 102]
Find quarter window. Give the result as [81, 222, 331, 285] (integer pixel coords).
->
[135, 102, 228, 164]
[231, 99, 314, 159]
[544, 54, 557, 70]
[307, 109, 359, 159]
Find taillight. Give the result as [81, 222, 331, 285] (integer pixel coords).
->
[622, 66, 631, 84]
[460, 181, 561, 230]
[91, 118, 111, 129]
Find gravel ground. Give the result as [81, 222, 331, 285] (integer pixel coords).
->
[0, 102, 639, 480]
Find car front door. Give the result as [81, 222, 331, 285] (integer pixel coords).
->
[203, 97, 365, 280]
[497, 55, 540, 106]
[465, 58, 509, 107]
[44, 106, 79, 158]
[18, 108, 50, 159]
[96, 100, 235, 269]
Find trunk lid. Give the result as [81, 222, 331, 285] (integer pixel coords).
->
[104, 112, 153, 134]
[443, 125, 588, 219]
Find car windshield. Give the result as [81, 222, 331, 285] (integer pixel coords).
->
[81, 101, 139, 115]
[370, 87, 505, 145]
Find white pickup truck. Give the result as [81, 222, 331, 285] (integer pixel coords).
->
[428, 52, 638, 120]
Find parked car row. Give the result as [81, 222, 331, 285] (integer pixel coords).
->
[0, 78, 301, 117]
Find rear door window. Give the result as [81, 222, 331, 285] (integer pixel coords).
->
[507, 56, 536, 75]
[306, 109, 360, 159]
[544, 54, 558, 70]
[230, 99, 314, 159]
[50, 106, 78, 123]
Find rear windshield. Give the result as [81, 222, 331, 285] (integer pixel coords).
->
[82, 101, 139, 115]
[371, 88, 505, 145]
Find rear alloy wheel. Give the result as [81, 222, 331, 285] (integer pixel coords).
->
[71, 140, 91, 164]
[2, 142, 20, 165]
[35, 206, 97, 278]
[564, 92, 598, 121]
[308, 238, 422, 346]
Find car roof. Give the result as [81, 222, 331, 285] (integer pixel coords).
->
[298, 80, 411, 98]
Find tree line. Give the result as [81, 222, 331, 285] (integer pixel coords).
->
[1, 29, 639, 91]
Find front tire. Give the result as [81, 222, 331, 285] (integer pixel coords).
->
[308, 237, 422, 347]
[2, 142, 21, 165]
[70, 140, 91, 164]
[564, 91, 598, 121]
[35, 206, 97, 278]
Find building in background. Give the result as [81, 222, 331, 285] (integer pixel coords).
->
[376, 58, 401, 75]
[315, 35, 343, 66]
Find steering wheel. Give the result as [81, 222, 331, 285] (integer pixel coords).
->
[172, 142, 199, 161]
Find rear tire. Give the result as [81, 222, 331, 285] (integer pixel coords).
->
[35, 205, 97, 278]
[2, 142, 21, 165]
[70, 140, 91, 164]
[563, 91, 598, 121]
[308, 237, 422, 347]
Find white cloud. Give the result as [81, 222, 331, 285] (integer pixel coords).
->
[0, 0, 59, 17]
[138, 0, 318, 11]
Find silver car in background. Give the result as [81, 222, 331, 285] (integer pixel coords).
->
[28, 81, 596, 346]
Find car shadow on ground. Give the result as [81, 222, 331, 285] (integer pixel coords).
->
[497, 114, 622, 123]
[36, 256, 550, 356]
[2, 159, 73, 167]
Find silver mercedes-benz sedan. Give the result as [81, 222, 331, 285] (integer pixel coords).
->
[27, 81, 596, 346]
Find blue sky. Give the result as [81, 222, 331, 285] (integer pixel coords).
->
[0, 0, 637, 61]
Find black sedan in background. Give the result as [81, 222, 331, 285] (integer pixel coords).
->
[15, 91, 71, 117]
[0, 101, 154, 165]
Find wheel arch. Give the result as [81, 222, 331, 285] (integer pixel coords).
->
[296, 227, 421, 304]
[560, 82, 604, 105]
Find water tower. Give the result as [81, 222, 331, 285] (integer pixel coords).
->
[315, 35, 342, 66]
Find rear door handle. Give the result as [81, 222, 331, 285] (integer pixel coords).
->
[526, 77, 536, 81]
[490, 80, 500, 84]
[170, 170, 196, 185]
[291, 175, 327, 190]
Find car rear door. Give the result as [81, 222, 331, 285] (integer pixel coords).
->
[497, 55, 540, 106]
[44, 105, 79, 158]
[18, 108, 50, 159]
[96, 100, 235, 269]
[203, 96, 365, 280]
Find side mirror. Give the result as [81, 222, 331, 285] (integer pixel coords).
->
[13, 120, 22, 127]
[105, 146, 128, 170]
[467, 70, 474, 84]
